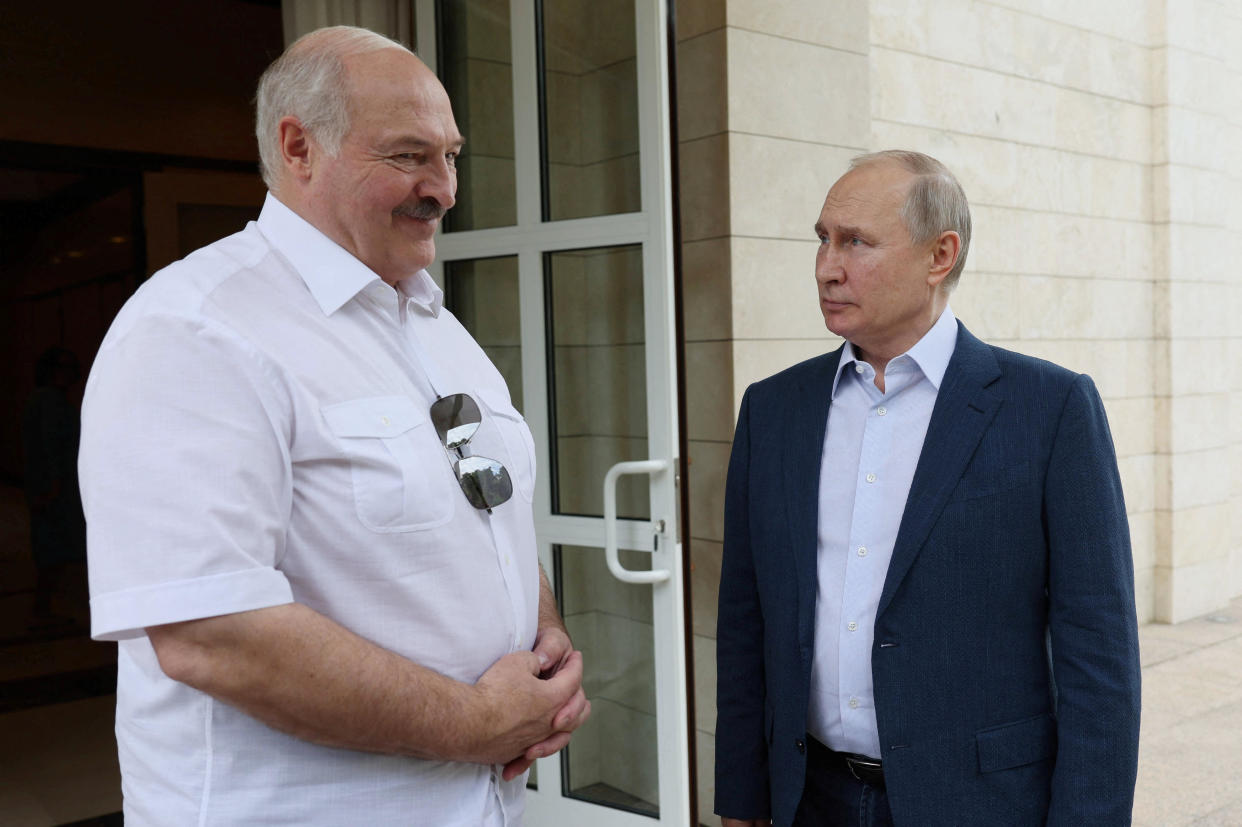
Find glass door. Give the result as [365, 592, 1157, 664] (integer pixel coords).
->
[418, 0, 689, 824]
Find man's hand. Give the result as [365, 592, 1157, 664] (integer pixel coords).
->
[497, 571, 591, 780]
[722, 819, 772, 827]
[532, 624, 574, 678]
[468, 647, 590, 777]
[146, 602, 588, 767]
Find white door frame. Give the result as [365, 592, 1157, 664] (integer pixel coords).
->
[415, 0, 690, 824]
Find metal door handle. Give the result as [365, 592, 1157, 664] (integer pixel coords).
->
[603, 459, 671, 584]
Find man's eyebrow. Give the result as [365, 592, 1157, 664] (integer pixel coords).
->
[814, 222, 867, 238]
[380, 136, 467, 151]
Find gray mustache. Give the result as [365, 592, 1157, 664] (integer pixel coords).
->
[394, 200, 447, 221]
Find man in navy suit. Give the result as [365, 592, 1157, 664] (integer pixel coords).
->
[715, 150, 1141, 826]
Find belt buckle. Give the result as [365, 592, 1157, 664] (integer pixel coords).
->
[845, 755, 882, 783]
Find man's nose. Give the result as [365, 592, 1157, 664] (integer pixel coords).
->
[417, 157, 457, 210]
[816, 245, 842, 282]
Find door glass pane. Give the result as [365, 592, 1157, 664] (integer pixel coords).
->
[556, 544, 658, 816]
[546, 245, 647, 519]
[443, 256, 523, 412]
[539, 0, 641, 221]
[438, 0, 516, 230]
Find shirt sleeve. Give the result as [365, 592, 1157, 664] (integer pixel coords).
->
[80, 312, 295, 641]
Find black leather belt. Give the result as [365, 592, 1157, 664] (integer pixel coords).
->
[807, 735, 885, 789]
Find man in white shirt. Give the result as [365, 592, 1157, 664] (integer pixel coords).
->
[715, 151, 1140, 826]
[79, 26, 588, 825]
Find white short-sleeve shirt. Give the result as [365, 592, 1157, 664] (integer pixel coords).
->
[80, 194, 539, 826]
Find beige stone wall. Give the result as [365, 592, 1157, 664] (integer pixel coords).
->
[682, 0, 1242, 822]
[676, 1, 871, 822]
[870, 0, 1163, 620]
[1148, 0, 1242, 621]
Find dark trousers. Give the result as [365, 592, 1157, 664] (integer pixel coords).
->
[792, 737, 894, 827]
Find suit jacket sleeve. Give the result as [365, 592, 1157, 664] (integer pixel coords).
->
[1044, 374, 1141, 825]
[715, 387, 772, 820]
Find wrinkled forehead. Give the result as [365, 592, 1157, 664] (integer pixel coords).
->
[821, 163, 912, 222]
[343, 49, 457, 123]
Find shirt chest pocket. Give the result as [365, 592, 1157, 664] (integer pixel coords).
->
[474, 388, 536, 504]
[322, 396, 455, 532]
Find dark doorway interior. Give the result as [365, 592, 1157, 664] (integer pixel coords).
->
[0, 0, 281, 720]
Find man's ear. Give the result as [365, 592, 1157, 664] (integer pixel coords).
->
[926, 230, 961, 288]
[277, 116, 315, 183]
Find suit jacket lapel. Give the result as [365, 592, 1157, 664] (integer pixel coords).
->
[877, 323, 1002, 618]
[784, 348, 841, 656]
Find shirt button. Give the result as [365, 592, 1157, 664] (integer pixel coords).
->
[866, 473, 877, 483]
[854, 364, 864, 374]
[847, 622, 858, 631]
[858, 546, 868, 557]
[849, 697, 860, 709]
[380, 416, 391, 426]
[877, 406, 887, 416]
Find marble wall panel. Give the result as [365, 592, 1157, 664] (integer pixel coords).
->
[1107, 397, 1156, 458]
[696, 729, 720, 826]
[727, 135, 855, 241]
[676, 0, 725, 42]
[677, 28, 727, 143]
[688, 438, 732, 544]
[871, 0, 1149, 102]
[727, 0, 867, 51]
[686, 341, 737, 443]
[728, 237, 824, 341]
[690, 539, 723, 639]
[726, 30, 869, 147]
[693, 632, 717, 734]
[678, 134, 731, 242]
[681, 238, 733, 343]
[871, 48, 1151, 162]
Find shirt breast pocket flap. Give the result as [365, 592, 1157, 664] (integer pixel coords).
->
[951, 459, 1031, 503]
[321, 396, 454, 532]
[474, 389, 536, 503]
[975, 712, 1056, 773]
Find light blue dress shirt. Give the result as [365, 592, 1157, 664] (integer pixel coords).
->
[807, 306, 959, 758]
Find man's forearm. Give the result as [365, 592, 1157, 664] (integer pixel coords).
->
[148, 601, 580, 765]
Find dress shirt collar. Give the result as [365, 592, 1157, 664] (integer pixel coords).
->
[831, 305, 958, 399]
[257, 193, 443, 318]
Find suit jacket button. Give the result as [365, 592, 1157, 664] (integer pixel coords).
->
[795, 738, 806, 754]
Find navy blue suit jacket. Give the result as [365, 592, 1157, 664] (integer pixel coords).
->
[715, 323, 1141, 826]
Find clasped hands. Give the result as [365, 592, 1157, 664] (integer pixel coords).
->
[469, 625, 591, 781]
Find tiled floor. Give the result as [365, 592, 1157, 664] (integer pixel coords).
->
[1, 599, 1239, 826]
[1133, 596, 1242, 827]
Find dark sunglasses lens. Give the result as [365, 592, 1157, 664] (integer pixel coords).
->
[430, 394, 482, 449]
[455, 455, 513, 510]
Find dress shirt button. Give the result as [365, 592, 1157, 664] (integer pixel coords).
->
[854, 364, 864, 374]
[849, 697, 860, 709]
[857, 546, 868, 557]
[795, 738, 806, 754]
[865, 473, 877, 483]
[877, 406, 887, 416]
[847, 622, 858, 631]
[380, 416, 391, 426]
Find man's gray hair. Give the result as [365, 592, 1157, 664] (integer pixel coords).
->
[849, 149, 972, 290]
[255, 26, 412, 191]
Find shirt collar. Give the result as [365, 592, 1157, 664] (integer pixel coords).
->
[256, 193, 443, 317]
[831, 305, 958, 398]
